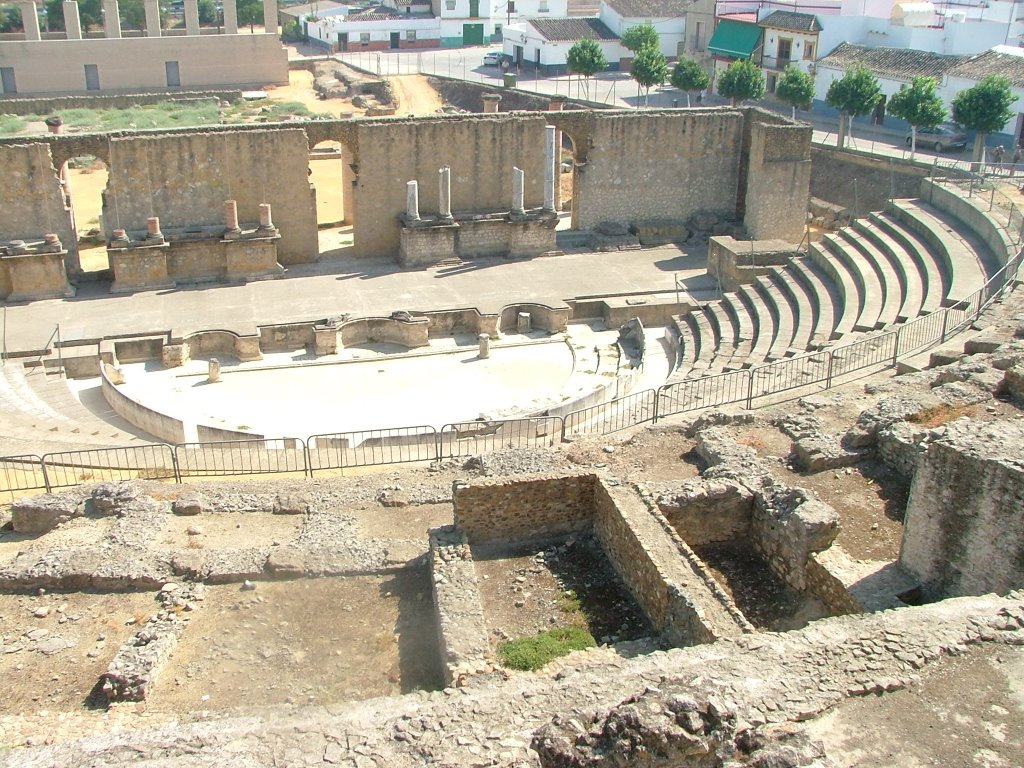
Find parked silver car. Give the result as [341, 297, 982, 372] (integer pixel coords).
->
[905, 124, 968, 152]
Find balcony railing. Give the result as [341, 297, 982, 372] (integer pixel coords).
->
[761, 54, 792, 70]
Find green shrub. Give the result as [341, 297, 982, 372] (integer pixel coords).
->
[0, 114, 25, 134]
[498, 626, 596, 671]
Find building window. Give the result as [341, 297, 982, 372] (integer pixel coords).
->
[777, 37, 792, 64]
[445, 0, 455, 9]
[508, 1, 516, 12]
[539, 0, 548, 10]
[360, 32, 370, 43]
[84, 63, 100, 91]
[407, 29, 416, 41]
[804, 42, 815, 60]
[767, 74, 777, 93]
[495, 23, 502, 35]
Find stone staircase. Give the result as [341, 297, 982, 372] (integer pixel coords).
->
[669, 195, 1004, 383]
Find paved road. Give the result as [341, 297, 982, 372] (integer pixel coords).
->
[0, 245, 717, 353]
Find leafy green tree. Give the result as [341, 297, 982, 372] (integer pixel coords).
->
[120, 0, 146, 31]
[0, 4, 22, 32]
[888, 76, 946, 159]
[825, 65, 881, 148]
[566, 38, 607, 100]
[952, 74, 1017, 163]
[237, 0, 263, 32]
[717, 58, 765, 106]
[630, 47, 668, 107]
[775, 64, 814, 119]
[621, 23, 659, 54]
[670, 58, 710, 107]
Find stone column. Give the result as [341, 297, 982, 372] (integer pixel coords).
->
[222, 0, 238, 34]
[517, 312, 532, 333]
[20, 1, 41, 40]
[146, 216, 164, 242]
[144, 0, 161, 36]
[262, 0, 278, 35]
[478, 333, 490, 359]
[548, 96, 566, 211]
[224, 200, 242, 237]
[103, 0, 122, 38]
[406, 180, 420, 221]
[512, 167, 525, 216]
[341, 146, 356, 226]
[208, 358, 221, 383]
[184, 0, 200, 35]
[258, 203, 276, 231]
[438, 166, 453, 221]
[544, 125, 556, 213]
[482, 93, 501, 113]
[62, 0, 82, 39]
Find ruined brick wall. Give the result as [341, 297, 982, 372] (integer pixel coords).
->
[572, 110, 744, 231]
[810, 146, 926, 214]
[353, 115, 548, 258]
[0, 144, 76, 266]
[900, 419, 1024, 599]
[656, 479, 754, 546]
[453, 473, 596, 546]
[742, 121, 812, 243]
[805, 553, 862, 615]
[106, 130, 317, 265]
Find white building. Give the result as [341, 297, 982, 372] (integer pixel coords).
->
[598, 0, 687, 59]
[304, 5, 441, 50]
[502, 17, 620, 72]
[758, 10, 821, 94]
[433, 0, 567, 47]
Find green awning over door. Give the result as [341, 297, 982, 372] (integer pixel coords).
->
[707, 19, 762, 59]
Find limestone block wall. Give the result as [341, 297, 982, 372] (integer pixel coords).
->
[921, 178, 1013, 268]
[751, 486, 839, 592]
[196, 425, 267, 442]
[101, 363, 186, 444]
[805, 553, 863, 615]
[593, 481, 749, 645]
[900, 419, 1024, 599]
[106, 130, 317, 265]
[810, 145, 925, 214]
[0, 36, 287, 95]
[339, 317, 430, 348]
[353, 116, 548, 258]
[742, 120, 812, 243]
[498, 303, 570, 334]
[707, 236, 796, 291]
[454, 473, 596, 546]
[0, 143, 77, 271]
[656, 478, 754, 546]
[572, 110, 744, 232]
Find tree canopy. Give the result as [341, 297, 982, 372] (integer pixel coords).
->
[825, 66, 881, 146]
[775, 65, 814, 116]
[237, 0, 263, 31]
[669, 58, 709, 106]
[888, 76, 946, 157]
[630, 47, 669, 106]
[717, 59, 765, 106]
[0, 4, 22, 32]
[620, 23, 659, 53]
[952, 75, 1017, 163]
[566, 38, 608, 98]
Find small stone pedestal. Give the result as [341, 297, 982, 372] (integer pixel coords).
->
[208, 358, 221, 383]
[517, 312, 532, 333]
[478, 333, 490, 358]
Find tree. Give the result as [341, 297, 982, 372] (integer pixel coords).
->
[670, 58, 709, 107]
[717, 58, 765, 106]
[888, 76, 946, 159]
[566, 38, 607, 100]
[630, 47, 668, 107]
[825, 66, 881, 148]
[952, 75, 1017, 164]
[0, 4, 22, 32]
[775, 64, 814, 120]
[621, 23, 659, 54]
[198, 0, 217, 24]
[237, 0, 263, 32]
[120, 0, 147, 31]
[46, 0, 103, 30]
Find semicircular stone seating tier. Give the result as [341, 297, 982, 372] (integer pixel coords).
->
[670, 191, 1006, 381]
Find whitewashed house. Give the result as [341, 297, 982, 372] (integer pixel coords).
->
[501, 17, 620, 73]
[598, 0, 687, 59]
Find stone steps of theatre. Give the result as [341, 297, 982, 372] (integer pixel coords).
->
[769, 267, 816, 354]
[837, 227, 902, 328]
[753, 273, 796, 361]
[719, 294, 755, 372]
[869, 212, 945, 315]
[704, 301, 738, 372]
[801, 247, 853, 341]
[817, 233, 881, 332]
[851, 218, 925, 323]
[890, 198, 1000, 304]
[671, 315, 698, 372]
[0, 365, 149, 448]
[786, 257, 837, 348]
[736, 283, 776, 369]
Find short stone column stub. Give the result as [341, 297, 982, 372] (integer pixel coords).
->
[482, 93, 501, 114]
[258, 203, 276, 232]
[517, 311, 531, 333]
[406, 180, 420, 221]
[478, 333, 490, 358]
[208, 358, 221, 383]
[512, 167, 525, 216]
[223, 200, 242, 238]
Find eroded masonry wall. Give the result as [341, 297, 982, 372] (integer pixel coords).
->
[352, 115, 548, 258]
[106, 129, 317, 264]
[0, 143, 76, 257]
[743, 120, 812, 242]
[572, 110, 744, 231]
[900, 419, 1024, 599]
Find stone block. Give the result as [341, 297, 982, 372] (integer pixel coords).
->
[172, 493, 207, 516]
[793, 435, 865, 473]
[1003, 365, 1024, 401]
[273, 492, 313, 515]
[11, 492, 83, 533]
[963, 336, 1003, 355]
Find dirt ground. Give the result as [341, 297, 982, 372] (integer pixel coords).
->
[473, 534, 652, 652]
[389, 75, 445, 117]
[565, 428, 703, 483]
[147, 573, 442, 713]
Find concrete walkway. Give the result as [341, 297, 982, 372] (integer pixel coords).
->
[1, 245, 718, 353]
